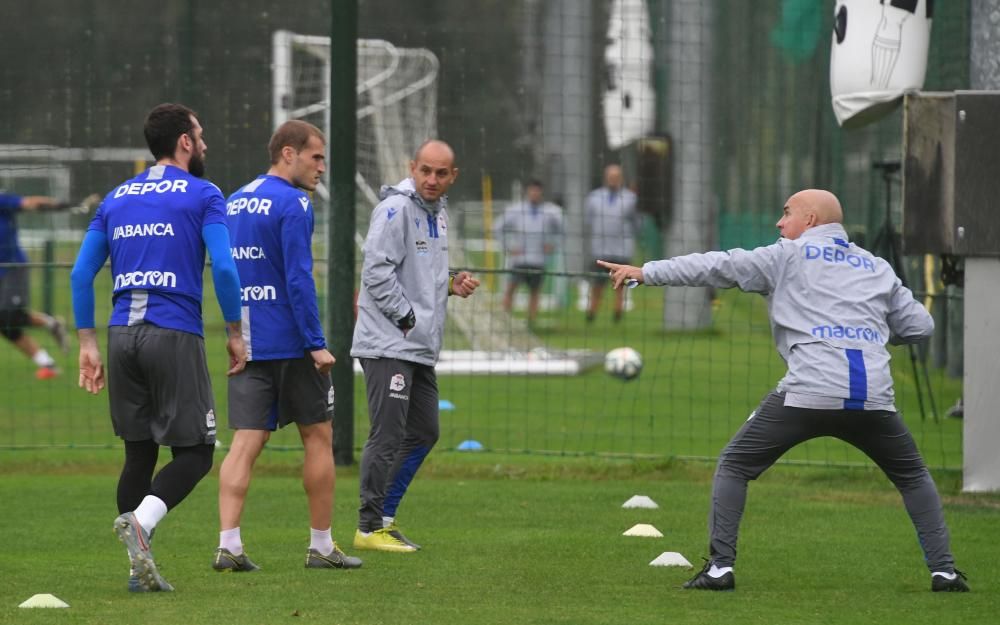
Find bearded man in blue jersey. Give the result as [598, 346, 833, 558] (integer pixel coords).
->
[600, 189, 968, 593]
[213, 120, 361, 572]
[71, 103, 246, 592]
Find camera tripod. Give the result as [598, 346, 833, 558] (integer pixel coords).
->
[871, 160, 938, 421]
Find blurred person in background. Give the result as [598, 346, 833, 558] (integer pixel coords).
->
[0, 192, 72, 379]
[585, 164, 639, 323]
[493, 179, 564, 326]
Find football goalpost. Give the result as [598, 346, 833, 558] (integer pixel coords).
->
[271, 30, 600, 375]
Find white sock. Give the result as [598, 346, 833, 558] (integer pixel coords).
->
[382, 515, 395, 529]
[133, 495, 168, 533]
[708, 564, 733, 578]
[310, 527, 333, 556]
[32, 349, 55, 368]
[219, 527, 243, 555]
[931, 571, 957, 580]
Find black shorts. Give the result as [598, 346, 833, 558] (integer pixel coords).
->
[588, 256, 631, 284]
[509, 264, 545, 290]
[108, 325, 216, 446]
[228, 355, 333, 431]
[0, 266, 30, 310]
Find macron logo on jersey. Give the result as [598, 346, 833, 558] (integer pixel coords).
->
[113, 223, 174, 240]
[226, 197, 272, 216]
[114, 270, 177, 290]
[231, 246, 266, 260]
[811, 324, 883, 344]
[299, 197, 309, 212]
[113, 180, 188, 198]
[241, 284, 277, 301]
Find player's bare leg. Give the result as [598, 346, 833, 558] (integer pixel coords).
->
[214, 429, 268, 571]
[29, 310, 69, 353]
[502, 281, 518, 314]
[588, 281, 605, 322]
[528, 287, 541, 325]
[299, 421, 334, 530]
[219, 429, 269, 530]
[300, 420, 361, 569]
[12, 334, 58, 378]
[613, 285, 625, 322]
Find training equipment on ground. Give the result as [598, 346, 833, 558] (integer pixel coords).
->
[18, 594, 69, 608]
[622, 523, 662, 537]
[621, 494, 658, 509]
[605, 347, 643, 381]
[649, 552, 693, 567]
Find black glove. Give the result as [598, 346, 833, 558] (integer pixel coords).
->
[396, 309, 416, 335]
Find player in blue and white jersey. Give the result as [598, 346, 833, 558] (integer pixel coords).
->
[600, 189, 967, 593]
[214, 120, 360, 572]
[70, 103, 246, 592]
[0, 192, 72, 378]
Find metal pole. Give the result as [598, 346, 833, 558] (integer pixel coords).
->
[329, 0, 358, 466]
[962, 0, 1000, 492]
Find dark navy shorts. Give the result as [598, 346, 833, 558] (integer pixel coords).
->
[0, 266, 29, 310]
[108, 324, 216, 446]
[509, 264, 545, 290]
[228, 355, 333, 431]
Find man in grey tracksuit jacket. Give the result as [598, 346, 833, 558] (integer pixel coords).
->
[599, 189, 967, 592]
[351, 140, 478, 553]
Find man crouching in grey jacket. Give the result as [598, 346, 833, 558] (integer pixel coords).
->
[351, 140, 479, 553]
[599, 189, 968, 593]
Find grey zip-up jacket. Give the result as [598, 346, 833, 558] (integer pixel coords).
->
[493, 200, 564, 268]
[585, 186, 639, 260]
[351, 178, 450, 366]
[641, 223, 933, 410]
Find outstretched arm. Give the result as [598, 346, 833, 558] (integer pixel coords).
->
[596, 259, 643, 289]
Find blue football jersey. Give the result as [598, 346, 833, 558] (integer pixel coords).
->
[0, 193, 28, 274]
[226, 175, 325, 360]
[87, 164, 227, 336]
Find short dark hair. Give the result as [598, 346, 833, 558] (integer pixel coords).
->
[269, 120, 326, 164]
[144, 103, 197, 161]
[526, 178, 544, 189]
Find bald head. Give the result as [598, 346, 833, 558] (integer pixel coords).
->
[410, 139, 458, 202]
[413, 140, 455, 166]
[776, 189, 843, 240]
[603, 164, 623, 190]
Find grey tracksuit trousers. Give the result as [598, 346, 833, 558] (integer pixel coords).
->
[357, 357, 440, 532]
[708, 392, 955, 571]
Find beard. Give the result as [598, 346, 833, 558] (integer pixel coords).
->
[189, 151, 206, 178]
